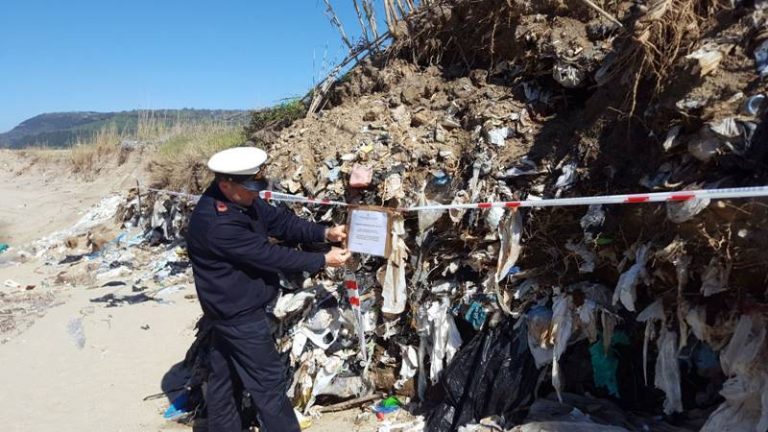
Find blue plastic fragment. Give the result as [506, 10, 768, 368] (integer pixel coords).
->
[432, 170, 450, 186]
[589, 331, 630, 397]
[163, 391, 190, 419]
[464, 301, 487, 331]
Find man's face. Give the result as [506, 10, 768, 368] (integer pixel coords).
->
[219, 179, 258, 206]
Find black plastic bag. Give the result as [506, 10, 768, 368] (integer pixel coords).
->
[425, 318, 540, 431]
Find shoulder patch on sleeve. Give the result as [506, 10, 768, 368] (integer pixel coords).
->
[215, 200, 229, 213]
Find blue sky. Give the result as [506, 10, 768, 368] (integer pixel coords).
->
[0, 1, 376, 132]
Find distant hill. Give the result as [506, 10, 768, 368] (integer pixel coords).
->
[0, 109, 249, 149]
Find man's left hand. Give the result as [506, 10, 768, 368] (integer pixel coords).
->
[326, 225, 347, 243]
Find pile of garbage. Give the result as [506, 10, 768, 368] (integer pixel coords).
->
[239, 0, 768, 430]
[110, 0, 768, 430]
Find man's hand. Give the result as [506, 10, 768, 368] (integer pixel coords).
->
[325, 225, 347, 243]
[324, 247, 351, 267]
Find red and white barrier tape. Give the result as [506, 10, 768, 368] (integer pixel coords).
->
[260, 185, 768, 212]
[344, 273, 368, 362]
[144, 185, 768, 212]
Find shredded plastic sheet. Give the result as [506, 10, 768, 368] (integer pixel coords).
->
[565, 240, 597, 274]
[448, 190, 470, 223]
[700, 257, 730, 297]
[300, 307, 342, 350]
[612, 243, 652, 312]
[637, 299, 665, 386]
[527, 305, 554, 368]
[573, 282, 615, 348]
[495, 209, 523, 282]
[417, 186, 445, 234]
[635, 297, 683, 414]
[382, 217, 408, 315]
[396, 344, 418, 389]
[550, 293, 574, 402]
[485, 205, 505, 232]
[580, 204, 605, 242]
[655, 327, 683, 415]
[702, 314, 768, 432]
[685, 305, 711, 346]
[666, 196, 711, 223]
[418, 299, 463, 385]
[382, 173, 405, 201]
[554, 162, 577, 193]
[273, 291, 315, 319]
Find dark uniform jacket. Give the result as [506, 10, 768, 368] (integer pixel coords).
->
[186, 182, 326, 322]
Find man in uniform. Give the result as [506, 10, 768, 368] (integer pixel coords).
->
[186, 146, 351, 431]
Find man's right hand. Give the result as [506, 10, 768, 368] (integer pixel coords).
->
[324, 247, 351, 267]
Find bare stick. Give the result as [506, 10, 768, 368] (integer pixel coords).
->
[579, 0, 623, 27]
[383, 0, 396, 32]
[363, 0, 380, 40]
[395, 0, 409, 18]
[317, 393, 384, 413]
[307, 31, 392, 115]
[352, 0, 370, 42]
[323, 0, 353, 49]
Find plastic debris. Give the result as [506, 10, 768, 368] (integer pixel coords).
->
[612, 243, 652, 312]
[381, 216, 408, 315]
[426, 318, 538, 431]
[527, 305, 554, 368]
[350, 164, 373, 188]
[463, 301, 487, 331]
[565, 240, 597, 274]
[485, 127, 510, 147]
[655, 327, 683, 415]
[550, 293, 574, 402]
[553, 62, 585, 88]
[421, 298, 462, 384]
[754, 39, 768, 79]
[554, 163, 577, 193]
[685, 43, 729, 77]
[702, 314, 768, 432]
[373, 396, 402, 415]
[35, 5, 768, 431]
[579, 205, 605, 243]
[589, 331, 629, 397]
[700, 257, 730, 297]
[163, 391, 190, 419]
[667, 195, 711, 223]
[67, 317, 86, 349]
[495, 210, 523, 282]
[4, 279, 22, 290]
[396, 344, 418, 389]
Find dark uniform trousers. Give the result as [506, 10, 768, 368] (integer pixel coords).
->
[207, 314, 301, 432]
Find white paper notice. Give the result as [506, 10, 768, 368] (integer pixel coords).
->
[348, 209, 390, 257]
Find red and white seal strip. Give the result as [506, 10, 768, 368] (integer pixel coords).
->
[259, 185, 768, 212]
[343, 273, 368, 362]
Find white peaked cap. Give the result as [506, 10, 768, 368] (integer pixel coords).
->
[207, 147, 269, 175]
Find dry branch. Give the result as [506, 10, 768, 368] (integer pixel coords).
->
[578, 0, 623, 27]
